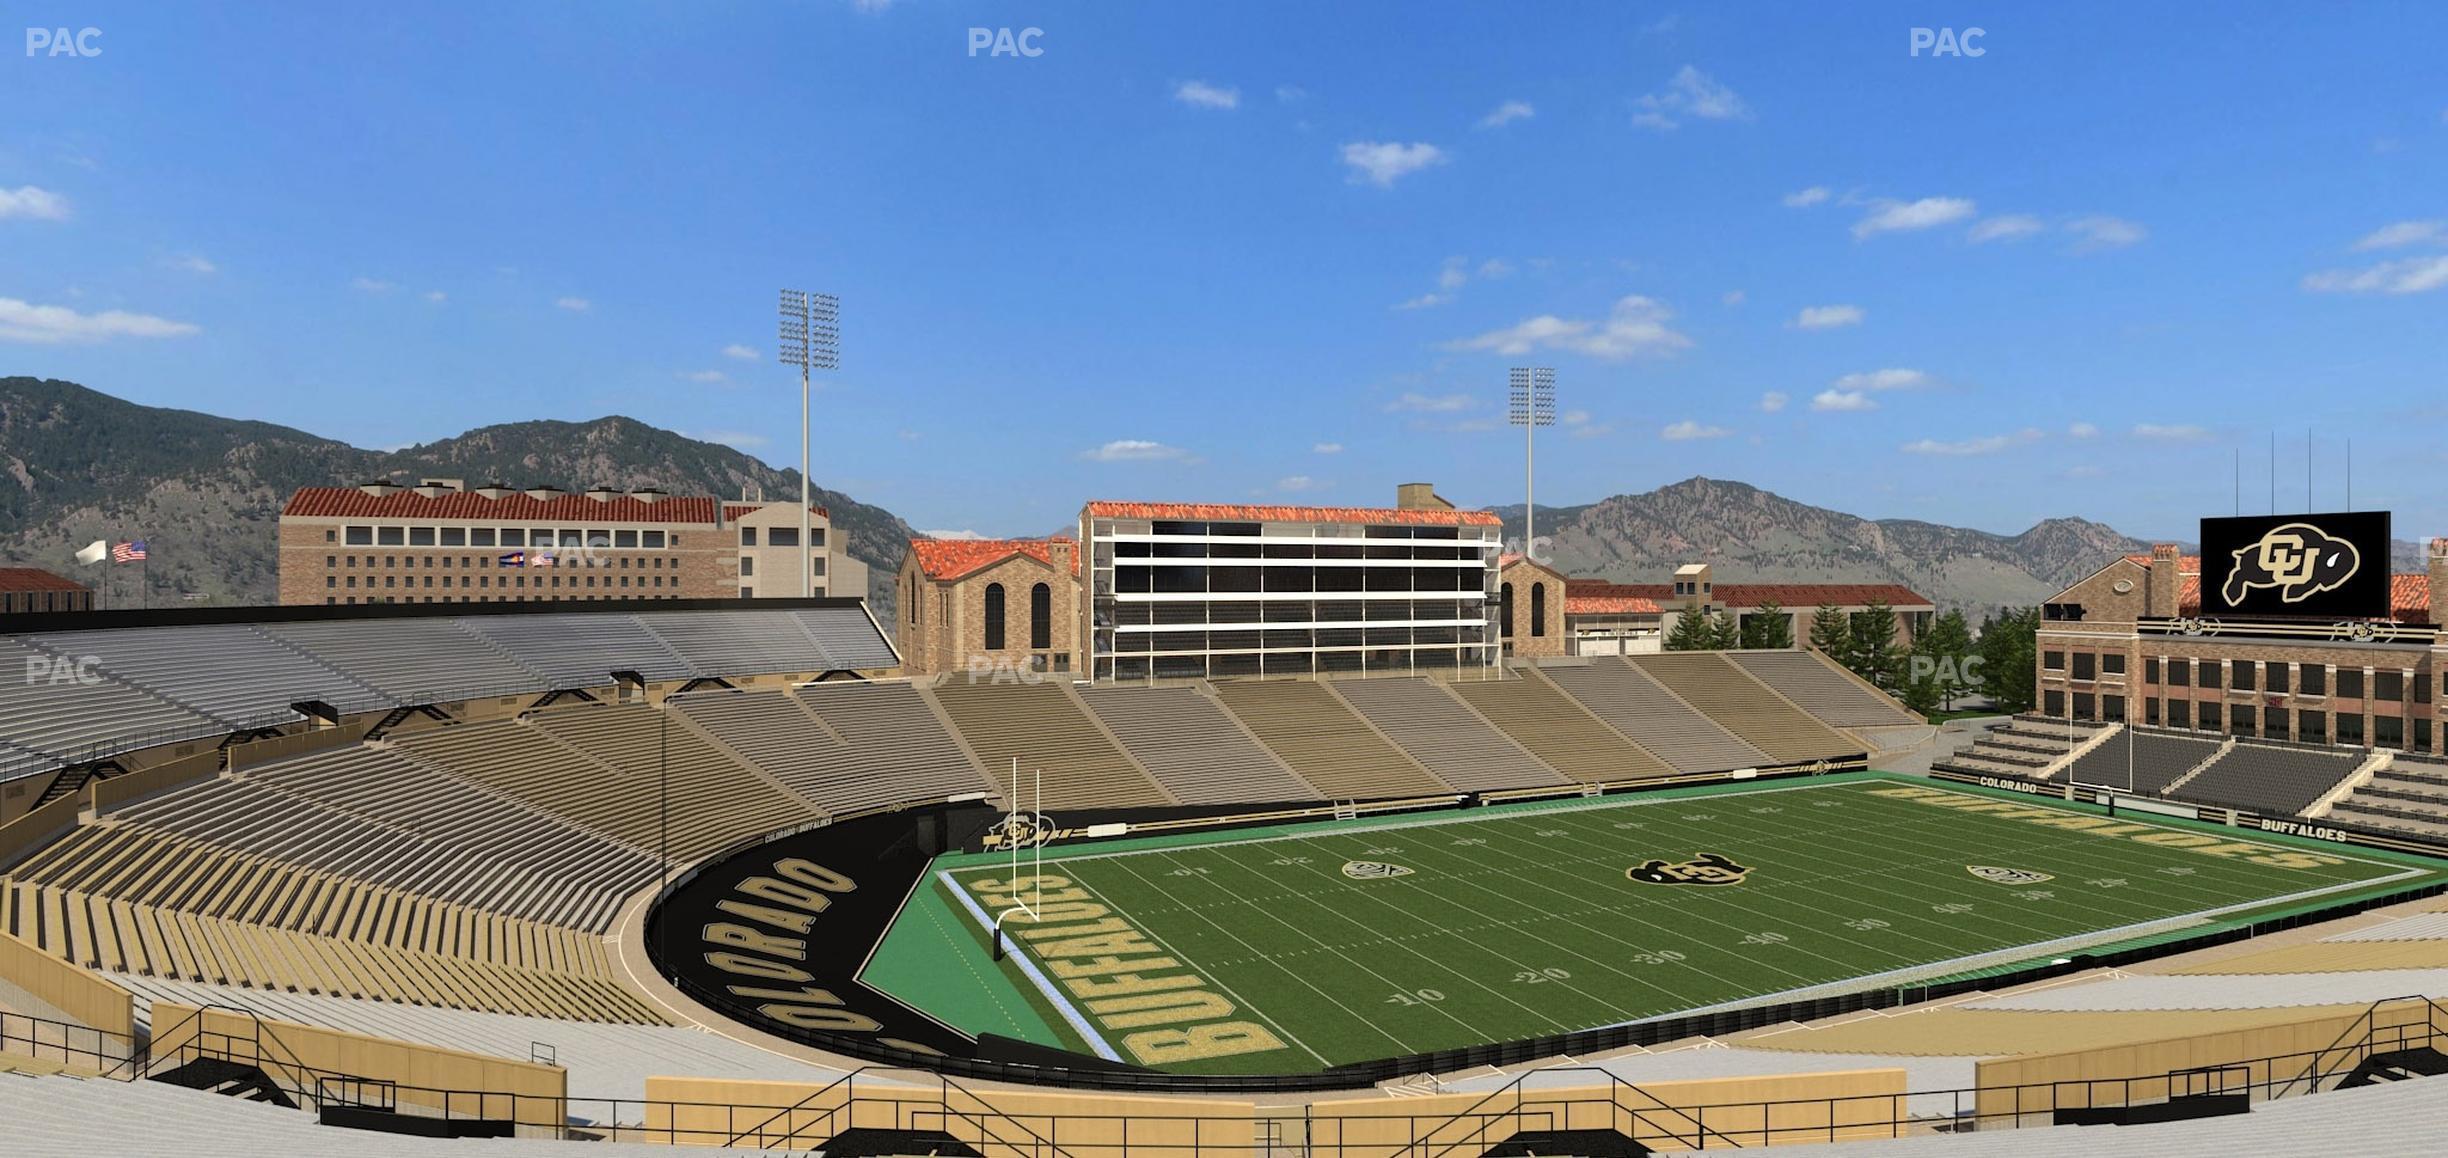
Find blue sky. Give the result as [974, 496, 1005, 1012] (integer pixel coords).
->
[4, 2, 2445, 542]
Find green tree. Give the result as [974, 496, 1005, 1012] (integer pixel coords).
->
[1706, 610, 1742, 651]
[1916, 609, 1977, 710]
[1808, 604, 1851, 666]
[1848, 602, 1904, 691]
[1665, 610, 1714, 651]
[1974, 606, 2041, 714]
[1898, 663, 1945, 717]
[1740, 603, 1794, 650]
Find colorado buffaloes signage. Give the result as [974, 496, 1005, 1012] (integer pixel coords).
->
[2199, 511, 2392, 620]
[1968, 865, 2053, 885]
[1341, 860, 1413, 880]
[1627, 852, 1751, 886]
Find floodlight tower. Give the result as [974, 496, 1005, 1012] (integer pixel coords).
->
[778, 290, 839, 598]
[1508, 368, 1556, 550]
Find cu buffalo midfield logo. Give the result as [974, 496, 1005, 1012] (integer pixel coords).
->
[2222, 522, 2362, 607]
[1342, 860, 1414, 880]
[1968, 865, 2054, 886]
[1627, 852, 1751, 887]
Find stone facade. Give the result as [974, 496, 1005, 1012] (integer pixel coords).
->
[1497, 556, 1569, 658]
[897, 540, 1079, 678]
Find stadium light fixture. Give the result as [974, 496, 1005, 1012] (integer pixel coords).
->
[1508, 368, 1556, 550]
[778, 289, 840, 599]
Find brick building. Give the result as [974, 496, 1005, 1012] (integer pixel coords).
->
[277, 479, 863, 606]
[1496, 554, 1569, 658]
[1561, 564, 1934, 657]
[895, 537, 1080, 677]
[2037, 540, 2445, 755]
[0, 568, 93, 615]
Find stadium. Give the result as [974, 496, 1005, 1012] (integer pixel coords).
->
[5, 499, 2448, 1158]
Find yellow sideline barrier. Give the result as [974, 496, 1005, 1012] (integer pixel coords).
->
[646, 1075, 1257, 1158]
[0, 787, 85, 871]
[90, 749, 221, 815]
[648, 1067, 1905, 1156]
[225, 719, 373, 770]
[1970, 1001, 2427, 1122]
[151, 1002, 567, 1127]
[0, 928, 134, 1041]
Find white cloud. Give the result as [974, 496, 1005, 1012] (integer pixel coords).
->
[351, 276, 397, 293]
[850, 0, 895, 11]
[2301, 254, 2448, 295]
[1901, 428, 2043, 456]
[1393, 293, 1453, 310]
[1661, 420, 1731, 441]
[1275, 475, 1319, 492]
[0, 297, 201, 344]
[1173, 80, 1240, 110]
[1562, 410, 1615, 438]
[683, 369, 728, 384]
[1437, 258, 1469, 291]
[1450, 295, 1692, 360]
[1811, 389, 1876, 412]
[1476, 257, 1515, 279]
[1852, 197, 1977, 239]
[165, 254, 218, 275]
[1968, 214, 2045, 243]
[1782, 186, 1831, 208]
[1791, 304, 1865, 330]
[921, 529, 988, 540]
[555, 296, 591, 312]
[2065, 215, 2147, 251]
[2069, 422, 2100, 439]
[1340, 141, 1448, 187]
[1831, 367, 1933, 393]
[1632, 65, 1749, 131]
[2132, 423, 2211, 442]
[0, 186, 70, 221]
[423, 290, 447, 303]
[1759, 391, 1788, 413]
[1385, 392, 1475, 413]
[1082, 439, 1196, 463]
[2354, 220, 2447, 250]
[1312, 442, 1343, 454]
[1274, 84, 1306, 103]
[1721, 289, 1746, 306]
[721, 343, 759, 360]
[1479, 100, 1535, 129]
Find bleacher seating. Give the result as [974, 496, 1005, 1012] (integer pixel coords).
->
[1076, 685, 1321, 804]
[1933, 718, 2105, 779]
[792, 607, 902, 670]
[2329, 765, 2448, 839]
[2057, 729, 2219, 793]
[1535, 660, 1771, 773]
[0, 637, 224, 761]
[1728, 650, 1922, 728]
[20, 625, 386, 725]
[630, 611, 833, 676]
[1445, 675, 1677, 784]
[455, 613, 691, 688]
[929, 680, 1174, 808]
[1629, 652, 1857, 762]
[1210, 679, 1456, 800]
[1325, 678, 1571, 792]
[259, 621, 543, 704]
[790, 682, 995, 813]
[523, 704, 816, 855]
[2170, 742, 2366, 816]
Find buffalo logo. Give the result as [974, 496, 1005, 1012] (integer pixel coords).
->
[983, 811, 1060, 850]
[2222, 523, 2361, 607]
[1627, 852, 1751, 887]
[1342, 860, 1414, 880]
[1968, 865, 2053, 886]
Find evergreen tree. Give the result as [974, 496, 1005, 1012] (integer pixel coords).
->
[1706, 610, 1743, 651]
[1974, 606, 2041, 713]
[1917, 609, 1977, 710]
[1808, 604, 1851, 666]
[1848, 602, 1904, 691]
[1740, 603, 1794, 650]
[1665, 610, 1714, 651]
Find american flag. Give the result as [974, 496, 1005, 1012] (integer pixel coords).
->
[111, 540, 148, 563]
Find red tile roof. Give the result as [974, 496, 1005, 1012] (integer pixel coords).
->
[2174, 572, 2433, 624]
[723, 502, 829, 521]
[1567, 591, 1664, 615]
[1561, 578, 1931, 613]
[283, 487, 718, 524]
[1084, 500, 1502, 527]
[909, 538, 1075, 582]
[0, 567, 87, 594]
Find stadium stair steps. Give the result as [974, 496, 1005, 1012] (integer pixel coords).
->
[149, 1057, 296, 1108]
[2339, 1046, 2448, 1088]
[1208, 679, 1455, 801]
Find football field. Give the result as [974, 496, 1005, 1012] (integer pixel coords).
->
[864, 775, 2443, 1077]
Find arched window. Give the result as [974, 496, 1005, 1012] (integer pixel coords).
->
[1530, 582, 1547, 637]
[1500, 582, 1515, 638]
[984, 583, 1007, 650]
[1030, 583, 1052, 649]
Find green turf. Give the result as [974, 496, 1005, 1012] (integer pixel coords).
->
[864, 774, 2444, 1076]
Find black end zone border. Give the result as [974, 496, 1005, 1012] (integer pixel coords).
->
[644, 770, 2448, 1094]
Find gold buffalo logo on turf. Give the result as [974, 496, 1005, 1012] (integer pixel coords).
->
[1627, 852, 1751, 887]
[1342, 860, 1414, 880]
[1968, 865, 2054, 886]
[2221, 523, 2361, 607]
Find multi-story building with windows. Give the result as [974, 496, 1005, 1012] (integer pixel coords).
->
[277, 479, 862, 606]
[1080, 483, 1502, 681]
[2037, 540, 2446, 756]
[0, 568, 93, 615]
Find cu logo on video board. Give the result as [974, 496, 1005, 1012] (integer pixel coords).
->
[2199, 511, 2391, 620]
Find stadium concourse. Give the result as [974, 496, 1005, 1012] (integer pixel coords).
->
[0, 601, 2444, 1154]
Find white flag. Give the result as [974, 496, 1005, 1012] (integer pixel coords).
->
[74, 539, 108, 566]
